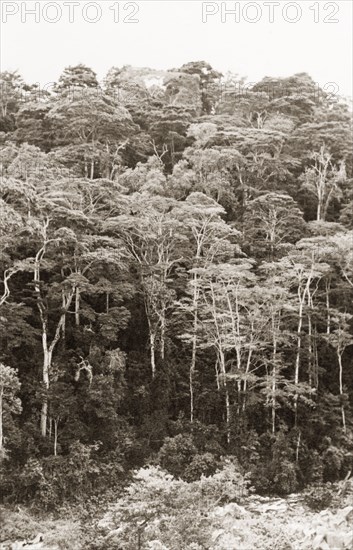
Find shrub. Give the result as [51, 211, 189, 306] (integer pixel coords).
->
[156, 434, 197, 478]
[323, 445, 345, 481]
[95, 462, 250, 550]
[252, 430, 298, 495]
[200, 457, 251, 503]
[273, 459, 298, 495]
[0, 506, 83, 549]
[0, 506, 43, 542]
[2, 442, 125, 509]
[183, 452, 220, 482]
[303, 482, 335, 511]
[297, 448, 324, 486]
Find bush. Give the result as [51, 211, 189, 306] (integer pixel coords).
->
[304, 482, 335, 511]
[273, 459, 298, 495]
[323, 445, 345, 481]
[183, 452, 220, 482]
[156, 434, 197, 478]
[0, 506, 83, 549]
[2, 442, 125, 509]
[251, 430, 298, 496]
[297, 448, 324, 486]
[95, 462, 250, 550]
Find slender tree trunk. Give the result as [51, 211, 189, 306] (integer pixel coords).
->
[271, 373, 276, 435]
[316, 171, 325, 221]
[0, 269, 17, 306]
[0, 389, 3, 452]
[190, 333, 196, 423]
[307, 310, 313, 387]
[338, 352, 346, 432]
[296, 430, 301, 462]
[219, 350, 231, 443]
[243, 346, 253, 413]
[60, 269, 66, 342]
[225, 388, 231, 445]
[150, 332, 156, 379]
[160, 306, 166, 361]
[190, 272, 199, 423]
[215, 359, 220, 391]
[294, 286, 305, 426]
[317, 199, 322, 222]
[41, 336, 51, 437]
[325, 279, 331, 334]
[33, 223, 75, 438]
[225, 283, 242, 415]
[313, 323, 319, 389]
[271, 312, 279, 434]
[54, 419, 59, 456]
[307, 286, 318, 388]
[39, 297, 75, 437]
[75, 286, 80, 327]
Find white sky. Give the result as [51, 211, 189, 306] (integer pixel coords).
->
[1, 1, 352, 97]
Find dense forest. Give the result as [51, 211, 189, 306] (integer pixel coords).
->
[0, 61, 352, 512]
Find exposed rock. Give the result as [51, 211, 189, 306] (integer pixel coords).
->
[213, 502, 249, 519]
[0, 533, 59, 550]
[209, 494, 353, 550]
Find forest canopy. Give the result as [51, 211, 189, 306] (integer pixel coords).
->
[0, 62, 352, 505]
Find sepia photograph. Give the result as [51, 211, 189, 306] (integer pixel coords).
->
[0, 1, 352, 548]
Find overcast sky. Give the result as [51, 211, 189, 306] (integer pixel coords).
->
[1, 0, 352, 97]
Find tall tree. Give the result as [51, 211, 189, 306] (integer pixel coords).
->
[324, 313, 353, 432]
[175, 192, 240, 422]
[300, 145, 346, 221]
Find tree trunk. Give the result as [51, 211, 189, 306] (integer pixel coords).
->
[190, 333, 196, 423]
[62, 294, 66, 340]
[294, 290, 304, 426]
[271, 372, 276, 435]
[271, 313, 278, 434]
[215, 359, 220, 391]
[39, 294, 75, 437]
[317, 200, 322, 222]
[75, 286, 80, 327]
[294, 279, 309, 426]
[325, 279, 331, 334]
[307, 311, 313, 387]
[296, 430, 301, 462]
[190, 272, 199, 423]
[0, 390, 3, 452]
[338, 352, 346, 432]
[219, 350, 231, 443]
[54, 419, 59, 456]
[40, 338, 51, 437]
[313, 323, 319, 389]
[150, 332, 156, 378]
[225, 388, 231, 445]
[160, 306, 166, 361]
[243, 346, 253, 413]
[33, 227, 75, 438]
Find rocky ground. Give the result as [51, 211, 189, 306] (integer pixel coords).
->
[211, 494, 353, 549]
[1, 484, 353, 549]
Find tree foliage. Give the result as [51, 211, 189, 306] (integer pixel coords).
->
[0, 63, 352, 504]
